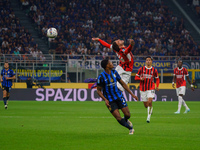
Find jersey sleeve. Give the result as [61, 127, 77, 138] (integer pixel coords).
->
[154, 69, 159, 78]
[97, 75, 104, 87]
[184, 68, 189, 76]
[136, 67, 142, 77]
[1, 70, 3, 76]
[98, 39, 112, 49]
[123, 45, 133, 55]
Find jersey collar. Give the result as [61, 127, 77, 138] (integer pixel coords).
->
[177, 67, 183, 70]
[145, 66, 152, 69]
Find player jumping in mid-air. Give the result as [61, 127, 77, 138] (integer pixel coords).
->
[1, 62, 16, 109]
[97, 59, 138, 134]
[91, 38, 134, 91]
[172, 59, 194, 114]
[135, 56, 159, 123]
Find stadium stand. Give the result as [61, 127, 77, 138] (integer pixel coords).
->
[15, 0, 200, 61]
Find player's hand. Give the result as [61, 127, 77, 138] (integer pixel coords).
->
[105, 99, 110, 107]
[129, 39, 135, 46]
[172, 83, 175, 88]
[133, 95, 138, 101]
[156, 87, 159, 91]
[92, 38, 99, 41]
[191, 87, 194, 91]
[140, 77, 145, 81]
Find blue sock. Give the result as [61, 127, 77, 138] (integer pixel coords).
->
[117, 118, 132, 130]
[3, 97, 7, 105]
[124, 115, 130, 122]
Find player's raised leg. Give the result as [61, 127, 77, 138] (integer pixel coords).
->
[121, 106, 133, 128]
[111, 108, 134, 134]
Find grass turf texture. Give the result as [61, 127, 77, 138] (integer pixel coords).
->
[0, 101, 199, 150]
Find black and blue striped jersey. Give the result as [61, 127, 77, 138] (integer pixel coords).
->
[1, 69, 15, 88]
[97, 70, 123, 102]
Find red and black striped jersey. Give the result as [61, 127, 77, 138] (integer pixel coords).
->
[173, 67, 188, 88]
[136, 66, 159, 91]
[98, 39, 134, 72]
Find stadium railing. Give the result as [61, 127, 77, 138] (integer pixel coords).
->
[0, 55, 199, 85]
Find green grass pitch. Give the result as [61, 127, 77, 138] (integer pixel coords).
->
[0, 101, 199, 150]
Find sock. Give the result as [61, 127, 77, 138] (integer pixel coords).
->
[178, 96, 182, 112]
[7, 97, 9, 104]
[150, 107, 153, 114]
[117, 118, 132, 130]
[3, 97, 7, 105]
[147, 106, 151, 119]
[124, 115, 130, 122]
[182, 99, 189, 110]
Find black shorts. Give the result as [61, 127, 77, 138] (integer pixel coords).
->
[2, 86, 11, 93]
[108, 97, 128, 113]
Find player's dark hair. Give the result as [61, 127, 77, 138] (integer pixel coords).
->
[112, 41, 120, 52]
[146, 56, 153, 61]
[178, 59, 183, 63]
[4, 62, 9, 64]
[101, 59, 109, 70]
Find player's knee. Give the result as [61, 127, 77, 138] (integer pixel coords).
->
[116, 116, 122, 121]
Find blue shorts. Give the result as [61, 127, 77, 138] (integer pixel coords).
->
[108, 97, 128, 113]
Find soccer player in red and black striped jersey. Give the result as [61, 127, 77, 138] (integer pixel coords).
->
[172, 60, 194, 114]
[92, 38, 134, 91]
[135, 56, 160, 123]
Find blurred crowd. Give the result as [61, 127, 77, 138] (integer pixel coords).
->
[1, 0, 200, 63]
[0, 0, 46, 63]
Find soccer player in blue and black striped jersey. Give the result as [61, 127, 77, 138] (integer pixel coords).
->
[1, 62, 16, 109]
[97, 59, 138, 135]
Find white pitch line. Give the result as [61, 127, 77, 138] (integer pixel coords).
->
[0, 116, 199, 119]
[79, 116, 200, 119]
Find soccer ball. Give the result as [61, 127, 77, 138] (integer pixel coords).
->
[47, 28, 58, 38]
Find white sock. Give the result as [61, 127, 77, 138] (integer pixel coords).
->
[147, 106, 151, 119]
[182, 99, 189, 110]
[178, 96, 182, 112]
[150, 107, 153, 114]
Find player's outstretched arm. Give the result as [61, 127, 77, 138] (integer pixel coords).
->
[119, 79, 138, 101]
[92, 37, 112, 49]
[186, 76, 194, 91]
[97, 86, 110, 107]
[92, 38, 99, 41]
[124, 39, 135, 55]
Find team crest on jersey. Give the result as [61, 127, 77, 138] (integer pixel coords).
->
[113, 74, 116, 78]
[110, 78, 114, 82]
[122, 48, 125, 52]
[5, 73, 7, 75]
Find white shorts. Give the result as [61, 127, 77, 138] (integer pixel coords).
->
[115, 65, 131, 91]
[176, 86, 186, 96]
[140, 90, 155, 102]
